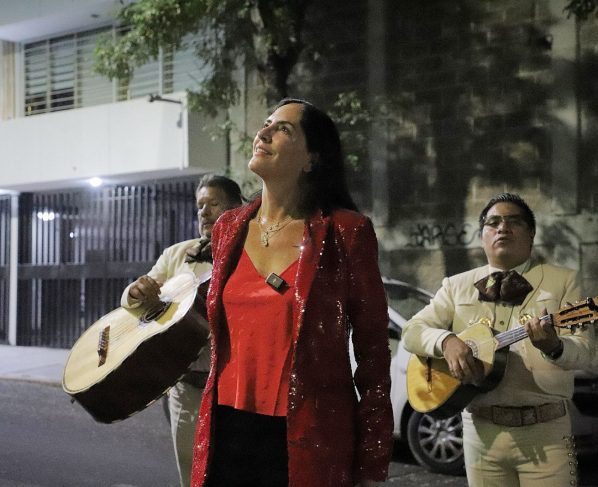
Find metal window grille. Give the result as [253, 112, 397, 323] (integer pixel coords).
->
[76, 27, 117, 108]
[16, 177, 198, 348]
[24, 26, 206, 116]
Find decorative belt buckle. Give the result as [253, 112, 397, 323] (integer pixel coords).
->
[521, 406, 537, 425]
[492, 406, 522, 427]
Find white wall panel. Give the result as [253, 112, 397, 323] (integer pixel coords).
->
[0, 0, 120, 42]
[0, 96, 226, 191]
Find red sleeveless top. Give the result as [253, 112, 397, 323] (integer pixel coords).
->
[217, 249, 299, 416]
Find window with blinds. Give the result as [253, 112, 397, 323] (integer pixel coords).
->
[24, 26, 204, 116]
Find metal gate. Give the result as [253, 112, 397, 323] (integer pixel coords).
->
[16, 177, 198, 348]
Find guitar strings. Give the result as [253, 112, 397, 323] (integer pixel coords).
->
[99, 296, 190, 351]
[464, 316, 555, 352]
[94, 278, 199, 356]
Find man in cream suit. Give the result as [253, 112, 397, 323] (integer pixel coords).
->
[121, 174, 243, 487]
[402, 193, 594, 487]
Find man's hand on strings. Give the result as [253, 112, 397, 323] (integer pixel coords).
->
[128, 275, 163, 305]
[442, 334, 485, 385]
[525, 307, 561, 355]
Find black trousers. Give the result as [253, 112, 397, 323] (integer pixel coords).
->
[204, 405, 289, 487]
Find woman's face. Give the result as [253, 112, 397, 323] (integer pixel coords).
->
[249, 103, 313, 183]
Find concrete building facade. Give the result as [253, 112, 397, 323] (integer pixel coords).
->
[1, 0, 598, 346]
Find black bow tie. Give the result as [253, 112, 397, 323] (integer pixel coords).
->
[474, 270, 532, 305]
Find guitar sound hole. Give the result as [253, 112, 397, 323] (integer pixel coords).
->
[141, 302, 172, 323]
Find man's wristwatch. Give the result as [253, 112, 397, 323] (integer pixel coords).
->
[543, 339, 564, 360]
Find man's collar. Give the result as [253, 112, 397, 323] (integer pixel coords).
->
[488, 258, 531, 275]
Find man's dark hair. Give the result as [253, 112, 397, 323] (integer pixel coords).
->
[274, 98, 358, 216]
[478, 192, 536, 234]
[196, 174, 243, 207]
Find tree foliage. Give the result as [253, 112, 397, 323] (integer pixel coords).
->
[564, 0, 598, 20]
[94, 0, 311, 116]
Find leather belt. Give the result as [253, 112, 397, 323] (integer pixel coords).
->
[467, 401, 566, 427]
[180, 370, 209, 389]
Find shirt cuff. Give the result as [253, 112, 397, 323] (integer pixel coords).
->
[433, 330, 455, 357]
[542, 339, 564, 361]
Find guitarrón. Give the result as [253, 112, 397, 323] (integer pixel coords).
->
[62, 272, 209, 423]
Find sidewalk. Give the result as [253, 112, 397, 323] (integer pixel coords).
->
[0, 344, 69, 385]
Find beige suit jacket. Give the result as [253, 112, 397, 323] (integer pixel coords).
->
[120, 238, 212, 372]
[403, 259, 595, 398]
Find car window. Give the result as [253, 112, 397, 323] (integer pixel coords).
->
[384, 283, 431, 322]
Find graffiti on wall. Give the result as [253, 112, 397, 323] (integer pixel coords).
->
[407, 222, 478, 248]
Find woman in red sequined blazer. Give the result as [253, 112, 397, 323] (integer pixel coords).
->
[190, 99, 393, 487]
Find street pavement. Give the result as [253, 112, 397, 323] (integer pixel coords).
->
[0, 345, 595, 486]
[0, 344, 69, 385]
[0, 344, 467, 487]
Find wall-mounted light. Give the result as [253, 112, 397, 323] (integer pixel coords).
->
[148, 94, 182, 105]
[88, 177, 103, 187]
[148, 94, 184, 128]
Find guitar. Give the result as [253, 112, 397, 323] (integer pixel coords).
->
[406, 296, 598, 419]
[62, 271, 210, 423]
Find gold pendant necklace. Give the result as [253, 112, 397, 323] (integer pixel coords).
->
[257, 207, 293, 247]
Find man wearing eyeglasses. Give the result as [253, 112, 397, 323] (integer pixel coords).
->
[402, 192, 594, 487]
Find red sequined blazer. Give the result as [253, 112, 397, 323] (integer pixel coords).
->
[191, 198, 393, 487]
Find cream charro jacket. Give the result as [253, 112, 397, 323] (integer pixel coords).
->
[402, 259, 595, 399]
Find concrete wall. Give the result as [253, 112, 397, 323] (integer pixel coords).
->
[0, 95, 227, 192]
[2, 0, 597, 298]
[270, 0, 598, 297]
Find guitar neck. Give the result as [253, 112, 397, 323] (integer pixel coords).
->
[494, 314, 551, 350]
[495, 327, 528, 350]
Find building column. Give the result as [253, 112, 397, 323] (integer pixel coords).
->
[8, 194, 19, 345]
[547, 0, 578, 213]
[367, 0, 390, 271]
[1, 41, 16, 121]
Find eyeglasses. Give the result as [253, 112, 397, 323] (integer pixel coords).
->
[483, 214, 527, 228]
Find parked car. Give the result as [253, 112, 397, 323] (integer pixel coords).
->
[383, 277, 598, 476]
[383, 277, 465, 475]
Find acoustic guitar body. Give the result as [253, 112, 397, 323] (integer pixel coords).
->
[406, 323, 508, 419]
[62, 273, 207, 423]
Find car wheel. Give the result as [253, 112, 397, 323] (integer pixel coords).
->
[406, 411, 464, 475]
